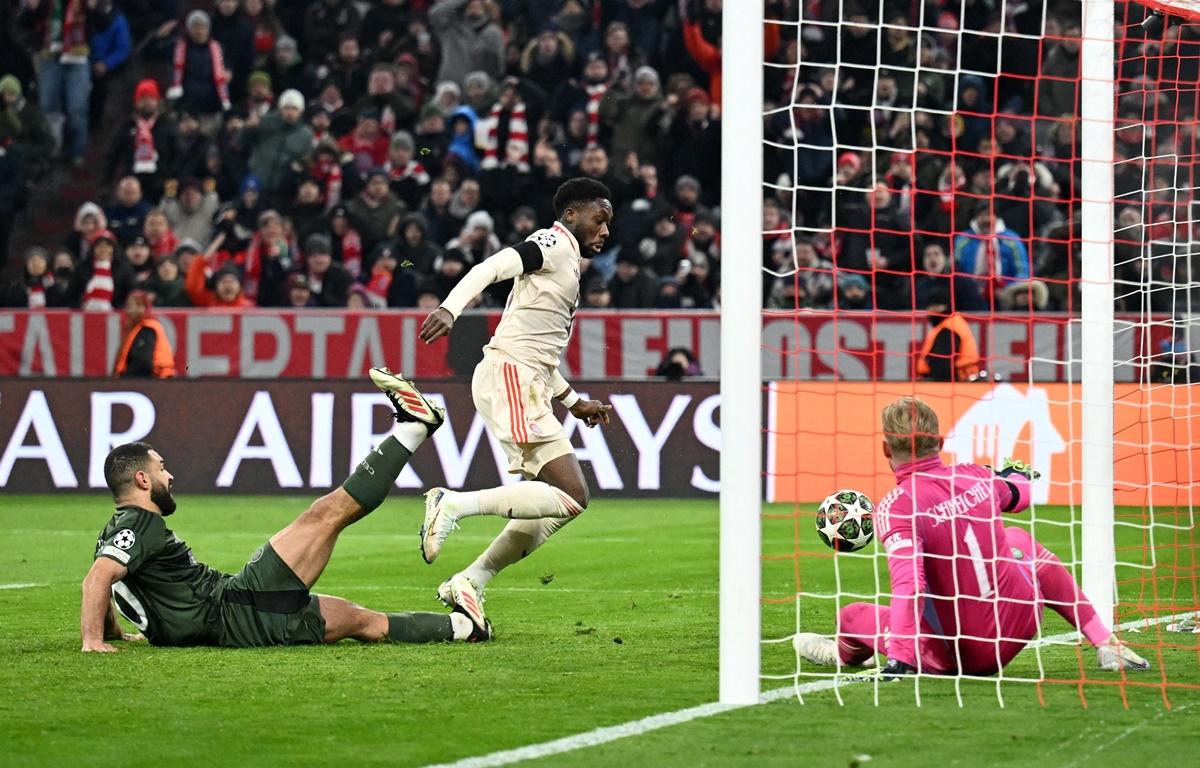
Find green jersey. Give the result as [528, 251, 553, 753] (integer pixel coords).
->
[95, 506, 225, 646]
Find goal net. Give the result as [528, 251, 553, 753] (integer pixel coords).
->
[732, 0, 1200, 706]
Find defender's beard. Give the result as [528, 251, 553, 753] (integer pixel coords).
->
[152, 479, 177, 516]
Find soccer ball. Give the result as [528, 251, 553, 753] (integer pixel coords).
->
[815, 490, 875, 552]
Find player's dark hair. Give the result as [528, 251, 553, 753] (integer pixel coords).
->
[104, 442, 155, 496]
[553, 178, 612, 219]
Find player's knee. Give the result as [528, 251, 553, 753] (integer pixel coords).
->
[572, 485, 590, 511]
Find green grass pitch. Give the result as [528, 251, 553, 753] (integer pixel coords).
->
[0, 495, 1196, 766]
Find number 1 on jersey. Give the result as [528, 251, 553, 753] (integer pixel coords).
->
[963, 526, 995, 599]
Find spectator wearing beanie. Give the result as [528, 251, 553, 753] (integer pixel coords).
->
[124, 235, 156, 290]
[0, 75, 55, 183]
[167, 11, 232, 127]
[328, 205, 365, 278]
[303, 233, 353, 308]
[383, 132, 432, 210]
[284, 273, 315, 308]
[65, 202, 108, 263]
[103, 79, 179, 201]
[3, 247, 70, 308]
[263, 36, 315, 97]
[245, 89, 314, 207]
[609, 250, 657, 309]
[520, 27, 577, 97]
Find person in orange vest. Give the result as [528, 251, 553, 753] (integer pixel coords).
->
[916, 287, 981, 382]
[113, 290, 176, 379]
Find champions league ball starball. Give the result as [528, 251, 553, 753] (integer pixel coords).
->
[815, 490, 875, 552]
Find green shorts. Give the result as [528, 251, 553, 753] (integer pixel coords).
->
[215, 542, 326, 647]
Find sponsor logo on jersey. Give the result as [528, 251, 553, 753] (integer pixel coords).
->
[1010, 547, 1025, 560]
[250, 546, 264, 564]
[113, 529, 136, 550]
[533, 231, 557, 249]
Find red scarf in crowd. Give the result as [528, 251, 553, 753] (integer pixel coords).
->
[481, 101, 529, 172]
[133, 116, 159, 174]
[239, 233, 291, 301]
[312, 155, 344, 208]
[44, 0, 87, 54]
[82, 260, 114, 311]
[171, 37, 232, 110]
[585, 84, 607, 149]
[364, 265, 391, 307]
[27, 278, 48, 309]
[337, 229, 363, 278]
[148, 230, 179, 260]
[385, 159, 431, 185]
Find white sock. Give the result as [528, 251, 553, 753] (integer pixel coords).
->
[391, 421, 428, 453]
[449, 612, 474, 641]
[445, 482, 583, 520]
[462, 517, 574, 590]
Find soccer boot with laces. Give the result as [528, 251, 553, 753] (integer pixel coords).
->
[420, 487, 459, 564]
[1097, 639, 1151, 672]
[444, 574, 492, 642]
[369, 367, 445, 432]
[437, 572, 486, 608]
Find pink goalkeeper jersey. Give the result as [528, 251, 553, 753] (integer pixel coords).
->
[874, 456, 1033, 671]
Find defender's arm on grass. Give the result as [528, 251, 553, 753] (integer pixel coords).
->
[419, 242, 544, 343]
[81, 557, 137, 652]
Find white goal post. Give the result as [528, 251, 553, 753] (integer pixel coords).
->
[719, 0, 764, 704]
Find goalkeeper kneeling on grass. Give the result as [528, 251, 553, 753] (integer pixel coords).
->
[794, 396, 1150, 678]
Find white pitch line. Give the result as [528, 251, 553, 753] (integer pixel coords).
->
[420, 611, 1195, 768]
[0, 583, 46, 590]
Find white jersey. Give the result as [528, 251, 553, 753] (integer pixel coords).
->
[484, 223, 582, 371]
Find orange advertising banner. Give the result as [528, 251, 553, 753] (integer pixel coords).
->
[767, 382, 1200, 508]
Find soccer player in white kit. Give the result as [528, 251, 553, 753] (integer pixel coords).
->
[417, 178, 615, 618]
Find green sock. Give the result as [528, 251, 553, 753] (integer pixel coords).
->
[387, 612, 453, 643]
[341, 423, 424, 512]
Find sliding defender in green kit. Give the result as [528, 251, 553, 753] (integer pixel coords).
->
[80, 369, 491, 652]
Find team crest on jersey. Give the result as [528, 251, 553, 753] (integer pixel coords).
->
[528, 420, 543, 436]
[1011, 547, 1025, 560]
[533, 231, 557, 249]
[250, 546, 265, 564]
[113, 529, 136, 550]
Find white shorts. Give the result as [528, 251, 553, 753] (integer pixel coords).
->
[472, 352, 574, 478]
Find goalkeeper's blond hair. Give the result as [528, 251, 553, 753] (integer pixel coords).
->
[881, 397, 941, 461]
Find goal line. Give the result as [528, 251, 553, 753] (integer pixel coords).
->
[420, 612, 1192, 768]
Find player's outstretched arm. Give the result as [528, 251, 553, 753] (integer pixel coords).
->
[419, 248, 530, 344]
[81, 557, 129, 653]
[550, 369, 613, 428]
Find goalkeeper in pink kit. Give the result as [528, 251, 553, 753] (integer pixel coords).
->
[794, 397, 1150, 677]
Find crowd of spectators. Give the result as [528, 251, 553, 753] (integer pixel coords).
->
[762, 0, 1196, 318]
[2, 0, 724, 312]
